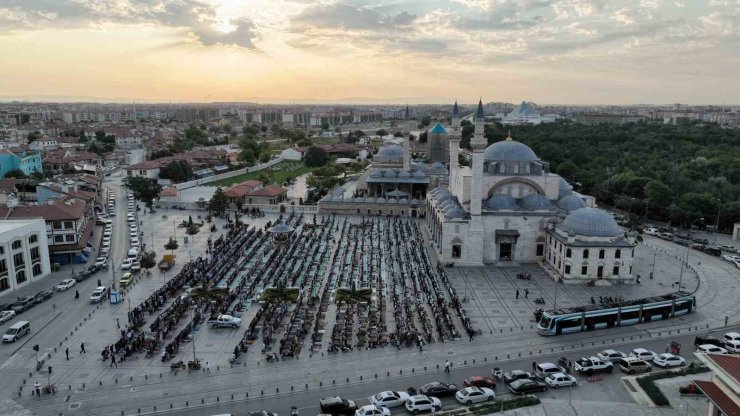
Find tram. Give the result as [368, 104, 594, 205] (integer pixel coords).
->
[536, 291, 696, 336]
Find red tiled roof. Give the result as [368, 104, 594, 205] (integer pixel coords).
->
[706, 354, 740, 385]
[0, 198, 87, 221]
[224, 180, 263, 198]
[693, 380, 740, 416]
[161, 187, 178, 197]
[247, 185, 286, 197]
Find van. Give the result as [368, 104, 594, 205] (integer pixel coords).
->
[2, 321, 30, 342]
[725, 340, 740, 354]
[619, 357, 652, 374]
[534, 362, 565, 379]
[644, 228, 658, 236]
[723, 332, 740, 343]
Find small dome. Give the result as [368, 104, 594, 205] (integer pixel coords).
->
[442, 202, 458, 212]
[376, 144, 404, 159]
[377, 197, 387, 204]
[557, 195, 586, 212]
[412, 171, 426, 178]
[410, 198, 420, 206]
[353, 197, 364, 202]
[519, 193, 552, 210]
[399, 198, 409, 204]
[558, 177, 574, 198]
[399, 171, 411, 178]
[445, 208, 465, 219]
[370, 170, 383, 178]
[364, 197, 373, 203]
[436, 193, 454, 203]
[485, 194, 518, 210]
[558, 207, 622, 238]
[484, 139, 538, 162]
[431, 162, 446, 171]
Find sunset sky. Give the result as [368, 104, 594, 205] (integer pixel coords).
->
[0, 0, 738, 104]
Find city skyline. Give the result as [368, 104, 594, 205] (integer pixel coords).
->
[0, 0, 738, 104]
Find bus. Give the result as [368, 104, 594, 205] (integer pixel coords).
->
[536, 292, 695, 336]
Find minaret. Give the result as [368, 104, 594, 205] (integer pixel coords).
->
[449, 101, 461, 172]
[470, 99, 486, 216]
[403, 104, 411, 171]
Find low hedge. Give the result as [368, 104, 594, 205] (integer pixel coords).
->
[468, 395, 540, 415]
[637, 365, 710, 407]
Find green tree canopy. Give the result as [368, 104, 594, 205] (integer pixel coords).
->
[208, 187, 229, 215]
[123, 177, 162, 208]
[159, 160, 193, 183]
[304, 146, 330, 167]
[376, 129, 388, 137]
[3, 169, 27, 179]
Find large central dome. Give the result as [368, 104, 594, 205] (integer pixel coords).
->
[484, 139, 538, 162]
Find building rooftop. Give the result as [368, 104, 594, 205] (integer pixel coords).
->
[0, 218, 45, 234]
[557, 207, 623, 238]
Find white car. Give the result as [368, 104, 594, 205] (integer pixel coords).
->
[722, 254, 740, 263]
[544, 373, 577, 389]
[653, 354, 686, 368]
[94, 256, 108, 267]
[131, 261, 141, 272]
[355, 405, 390, 416]
[89, 287, 108, 303]
[630, 348, 656, 361]
[597, 350, 627, 362]
[455, 387, 495, 405]
[55, 279, 76, 291]
[405, 395, 441, 414]
[697, 344, 728, 354]
[369, 391, 410, 408]
[121, 258, 133, 270]
[0, 310, 16, 324]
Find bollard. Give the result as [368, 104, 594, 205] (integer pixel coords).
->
[500, 329, 502, 333]
[83, 383, 85, 389]
[484, 357, 487, 363]
[261, 390, 264, 396]
[217, 397, 219, 402]
[518, 352, 521, 357]
[122, 411, 125, 416]
[154, 406, 157, 411]
[400, 369, 403, 374]
[464, 360, 467, 365]
[54, 348, 57, 353]
[361, 375, 364, 380]
[116, 379, 118, 384]
[495, 356, 498, 361]
[201, 399, 204, 404]
[18, 392, 21, 398]
[186, 401, 188, 407]
[411, 369, 414, 373]
[145, 375, 147, 380]
[137, 409, 140, 414]
[346, 377, 349, 382]
[217, 366, 219, 371]
[130, 376, 133, 382]
[170, 404, 173, 409]
[69, 385, 71, 390]
[160, 373, 162, 378]
[305, 384, 308, 390]
[100, 381, 102, 386]
[291, 386, 293, 392]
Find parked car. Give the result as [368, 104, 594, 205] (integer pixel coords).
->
[629, 348, 657, 362]
[534, 362, 566, 379]
[725, 340, 740, 354]
[619, 357, 652, 374]
[319, 396, 357, 415]
[404, 395, 441, 414]
[94, 256, 108, 267]
[131, 261, 141, 272]
[455, 387, 495, 405]
[55, 279, 76, 291]
[419, 382, 458, 397]
[119, 273, 134, 287]
[11, 297, 35, 313]
[33, 290, 54, 304]
[207, 314, 241, 328]
[696, 344, 728, 354]
[694, 335, 724, 348]
[722, 254, 740, 263]
[544, 373, 577, 389]
[354, 405, 390, 416]
[89, 287, 108, 303]
[597, 350, 627, 362]
[121, 258, 133, 270]
[0, 310, 16, 324]
[369, 391, 410, 408]
[508, 379, 548, 394]
[574, 357, 613, 374]
[463, 376, 496, 389]
[653, 354, 686, 368]
[723, 332, 740, 343]
[503, 370, 533, 385]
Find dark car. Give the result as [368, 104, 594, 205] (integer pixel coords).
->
[34, 290, 54, 304]
[703, 246, 721, 256]
[319, 396, 358, 415]
[503, 370, 534, 385]
[248, 412, 277, 416]
[692, 237, 709, 245]
[508, 379, 548, 394]
[420, 381, 459, 397]
[11, 297, 35, 313]
[694, 335, 723, 348]
[0, 303, 12, 312]
[463, 376, 496, 389]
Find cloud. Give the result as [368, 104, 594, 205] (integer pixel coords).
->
[289, 3, 417, 32]
[0, 0, 260, 49]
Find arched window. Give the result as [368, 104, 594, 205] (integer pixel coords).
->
[0, 277, 9, 292]
[11, 240, 22, 250]
[599, 249, 605, 259]
[524, 164, 530, 174]
[28, 234, 38, 244]
[566, 248, 571, 258]
[16, 270, 26, 284]
[32, 264, 42, 277]
[498, 163, 505, 174]
[583, 249, 589, 259]
[513, 163, 519, 174]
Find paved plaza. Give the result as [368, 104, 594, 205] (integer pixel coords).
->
[1, 176, 739, 415]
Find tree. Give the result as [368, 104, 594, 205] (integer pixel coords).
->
[122, 177, 162, 210]
[420, 116, 432, 127]
[321, 122, 330, 131]
[335, 281, 372, 304]
[261, 280, 299, 303]
[140, 251, 157, 269]
[3, 169, 27, 179]
[151, 149, 174, 160]
[393, 131, 404, 138]
[259, 153, 271, 163]
[376, 129, 387, 137]
[164, 237, 179, 250]
[208, 187, 229, 216]
[190, 279, 228, 303]
[27, 131, 41, 143]
[159, 160, 192, 183]
[304, 146, 329, 167]
[644, 179, 672, 210]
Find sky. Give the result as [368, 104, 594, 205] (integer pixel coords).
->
[0, 0, 738, 105]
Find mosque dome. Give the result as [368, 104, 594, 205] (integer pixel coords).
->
[558, 207, 622, 238]
[399, 198, 409, 205]
[444, 208, 465, 219]
[413, 171, 426, 178]
[519, 193, 552, 210]
[399, 171, 411, 178]
[558, 177, 574, 198]
[557, 195, 586, 212]
[377, 197, 387, 204]
[436, 193, 454, 204]
[410, 198, 420, 206]
[430, 123, 447, 134]
[485, 194, 519, 210]
[353, 197, 364, 203]
[376, 144, 404, 158]
[484, 139, 538, 162]
[370, 170, 383, 178]
[431, 162, 446, 171]
[384, 171, 397, 178]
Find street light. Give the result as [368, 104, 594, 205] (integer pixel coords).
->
[678, 217, 703, 291]
[714, 197, 721, 243]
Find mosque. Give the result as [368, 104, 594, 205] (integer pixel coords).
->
[426, 100, 635, 283]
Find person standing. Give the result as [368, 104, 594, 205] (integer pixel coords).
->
[110, 355, 117, 368]
[444, 360, 451, 373]
[34, 382, 41, 397]
[205, 361, 210, 374]
[65, 348, 69, 360]
[525, 289, 529, 299]
[80, 342, 86, 354]
[515, 290, 520, 299]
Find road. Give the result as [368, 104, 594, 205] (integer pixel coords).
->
[156, 328, 735, 416]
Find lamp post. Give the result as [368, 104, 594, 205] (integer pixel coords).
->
[678, 217, 703, 290]
[714, 198, 721, 243]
